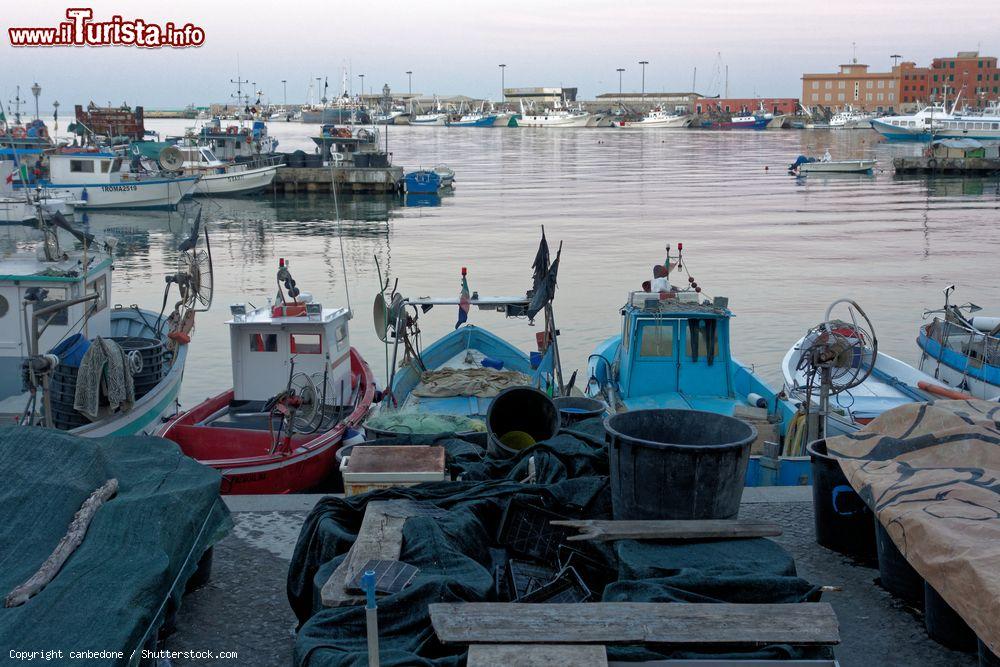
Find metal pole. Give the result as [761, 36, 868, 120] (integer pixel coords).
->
[406, 71, 412, 96]
[616, 68, 624, 99]
[282, 80, 287, 107]
[362, 571, 380, 667]
[638, 61, 648, 100]
[499, 64, 506, 101]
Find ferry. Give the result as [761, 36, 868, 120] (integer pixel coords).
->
[871, 105, 1000, 141]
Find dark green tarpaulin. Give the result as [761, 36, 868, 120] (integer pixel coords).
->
[289, 420, 828, 666]
[0, 426, 231, 665]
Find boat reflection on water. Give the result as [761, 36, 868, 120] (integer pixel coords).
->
[403, 187, 455, 208]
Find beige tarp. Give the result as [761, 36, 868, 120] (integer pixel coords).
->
[827, 400, 1000, 654]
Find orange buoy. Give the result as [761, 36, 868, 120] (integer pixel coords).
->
[917, 381, 973, 400]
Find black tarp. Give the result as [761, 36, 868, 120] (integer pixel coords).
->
[289, 419, 827, 666]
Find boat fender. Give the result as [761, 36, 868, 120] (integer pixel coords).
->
[168, 331, 191, 345]
[746, 392, 768, 409]
[245, 135, 251, 144]
[917, 381, 972, 400]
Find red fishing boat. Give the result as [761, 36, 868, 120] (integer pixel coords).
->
[158, 259, 375, 494]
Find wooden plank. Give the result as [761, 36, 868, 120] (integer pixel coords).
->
[551, 519, 782, 542]
[467, 644, 607, 667]
[430, 602, 840, 646]
[320, 500, 415, 607]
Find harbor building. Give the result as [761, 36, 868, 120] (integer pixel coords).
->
[593, 92, 701, 112]
[503, 87, 578, 106]
[801, 61, 917, 113]
[694, 97, 799, 116]
[930, 51, 1000, 105]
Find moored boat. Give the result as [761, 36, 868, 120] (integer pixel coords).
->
[789, 153, 877, 174]
[158, 259, 375, 494]
[132, 141, 281, 196]
[616, 108, 691, 128]
[871, 103, 1000, 142]
[404, 170, 442, 193]
[917, 286, 1000, 399]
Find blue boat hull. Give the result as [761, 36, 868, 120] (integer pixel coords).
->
[447, 116, 498, 127]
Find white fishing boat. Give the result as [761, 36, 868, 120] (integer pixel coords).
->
[782, 300, 954, 428]
[829, 106, 874, 130]
[159, 143, 280, 196]
[37, 152, 198, 210]
[1, 160, 75, 222]
[917, 286, 1000, 400]
[411, 112, 448, 126]
[617, 108, 691, 128]
[0, 210, 212, 436]
[516, 105, 591, 127]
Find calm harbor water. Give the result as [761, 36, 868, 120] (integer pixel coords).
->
[23, 121, 1000, 406]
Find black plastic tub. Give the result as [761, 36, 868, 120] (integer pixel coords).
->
[924, 581, 977, 652]
[874, 518, 924, 605]
[807, 439, 877, 561]
[604, 409, 755, 520]
[553, 396, 605, 427]
[486, 387, 559, 458]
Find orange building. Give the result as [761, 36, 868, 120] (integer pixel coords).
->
[693, 97, 799, 116]
[801, 61, 916, 113]
[929, 51, 1000, 106]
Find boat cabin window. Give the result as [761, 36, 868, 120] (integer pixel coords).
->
[250, 333, 278, 352]
[290, 333, 322, 355]
[639, 324, 674, 358]
[335, 325, 347, 343]
[70, 159, 95, 173]
[685, 321, 719, 360]
[0, 295, 8, 318]
[111, 158, 122, 172]
[100, 160, 112, 173]
[87, 275, 107, 312]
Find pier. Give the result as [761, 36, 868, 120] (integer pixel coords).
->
[893, 156, 1000, 175]
[271, 164, 403, 194]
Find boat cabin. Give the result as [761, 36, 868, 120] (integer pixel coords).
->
[46, 152, 127, 185]
[227, 298, 352, 408]
[199, 120, 277, 161]
[0, 250, 112, 400]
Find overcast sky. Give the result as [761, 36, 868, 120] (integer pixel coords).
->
[2, 0, 998, 109]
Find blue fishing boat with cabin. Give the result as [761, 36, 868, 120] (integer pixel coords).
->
[366, 233, 564, 438]
[446, 112, 498, 127]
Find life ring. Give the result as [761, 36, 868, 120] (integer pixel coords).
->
[336, 128, 352, 138]
[226, 126, 238, 135]
[11, 127, 26, 139]
[927, 158, 937, 170]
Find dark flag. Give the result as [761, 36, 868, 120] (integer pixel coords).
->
[528, 243, 560, 319]
[531, 227, 549, 292]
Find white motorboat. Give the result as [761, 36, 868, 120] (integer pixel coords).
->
[829, 106, 874, 130]
[871, 102, 1000, 141]
[617, 108, 691, 128]
[789, 154, 877, 174]
[33, 152, 198, 210]
[411, 112, 449, 126]
[1, 160, 75, 222]
[164, 143, 281, 196]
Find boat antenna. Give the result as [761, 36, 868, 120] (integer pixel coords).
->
[328, 153, 352, 316]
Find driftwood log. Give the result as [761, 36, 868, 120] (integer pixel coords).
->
[4, 478, 118, 608]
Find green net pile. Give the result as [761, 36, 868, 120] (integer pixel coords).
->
[366, 409, 486, 435]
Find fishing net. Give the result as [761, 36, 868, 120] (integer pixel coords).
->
[411, 367, 531, 398]
[289, 419, 827, 666]
[0, 426, 231, 660]
[366, 409, 486, 436]
[73, 336, 135, 421]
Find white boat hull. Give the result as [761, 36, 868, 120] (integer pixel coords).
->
[44, 177, 199, 209]
[797, 159, 876, 173]
[193, 164, 280, 196]
[411, 114, 448, 126]
[621, 115, 691, 128]
[517, 113, 591, 127]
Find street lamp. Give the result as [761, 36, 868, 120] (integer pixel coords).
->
[499, 64, 506, 101]
[406, 70, 412, 96]
[616, 68, 625, 99]
[638, 61, 648, 100]
[359, 74, 366, 99]
[31, 82, 41, 120]
[281, 80, 287, 107]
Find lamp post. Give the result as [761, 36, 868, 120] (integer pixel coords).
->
[616, 68, 625, 100]
[406, 70, 412, 96]
[499, 64, 506, 101]
[281, 80, 287, 107]
[31, 82, 41, 120]
[359, 74, 366, 100]
[638, 61, 648, 100]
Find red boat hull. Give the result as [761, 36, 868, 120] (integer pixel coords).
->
[158, 348, 375, 494]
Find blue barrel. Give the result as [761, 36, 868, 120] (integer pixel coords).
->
[49, 333, 91, 368]
[605, 409, 755, 520]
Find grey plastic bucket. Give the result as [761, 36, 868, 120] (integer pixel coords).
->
[604, 409, 755, 520]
